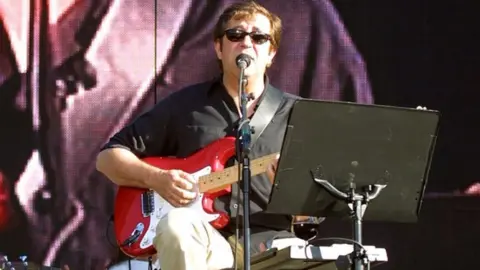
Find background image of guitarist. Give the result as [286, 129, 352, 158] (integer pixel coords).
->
[96, 2, 324, 270]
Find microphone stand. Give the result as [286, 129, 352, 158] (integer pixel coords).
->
[236, 64, 253, 270]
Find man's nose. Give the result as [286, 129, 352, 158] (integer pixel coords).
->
[240, 35, 254, 47]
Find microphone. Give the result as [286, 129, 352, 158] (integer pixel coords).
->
[236, 54, 254, 69]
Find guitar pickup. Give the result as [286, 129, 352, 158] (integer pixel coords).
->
[141, 190, 154, 217]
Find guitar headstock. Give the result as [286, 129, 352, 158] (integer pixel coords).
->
[0, 254, 64, 270]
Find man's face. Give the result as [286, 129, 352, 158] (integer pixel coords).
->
[215, 13, 276, 79]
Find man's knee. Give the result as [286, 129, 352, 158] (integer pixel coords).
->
[156, 208, 205, 241]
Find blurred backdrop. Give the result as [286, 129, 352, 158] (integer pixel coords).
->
[0, 0, 479, 269]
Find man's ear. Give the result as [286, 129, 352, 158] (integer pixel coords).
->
[267, 47, 277, 67]
[214, 39, 223, 60]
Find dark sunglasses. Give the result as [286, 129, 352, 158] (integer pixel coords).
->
[223, 29, 271, 45]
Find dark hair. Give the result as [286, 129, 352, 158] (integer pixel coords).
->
[213, 1, 282, 51]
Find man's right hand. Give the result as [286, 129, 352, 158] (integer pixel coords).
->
[150, 169, 198, 207]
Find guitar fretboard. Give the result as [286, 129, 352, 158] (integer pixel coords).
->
[198, 153, 278, 192]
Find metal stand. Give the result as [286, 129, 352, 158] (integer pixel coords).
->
[148, 256, 153, 270]
[235, 53, 255, 270]
[312, 178, 386, 270]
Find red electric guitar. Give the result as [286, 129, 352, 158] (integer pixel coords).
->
[113, 136, 278, 257]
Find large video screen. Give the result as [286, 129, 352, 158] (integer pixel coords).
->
[1, 0, 479, 269]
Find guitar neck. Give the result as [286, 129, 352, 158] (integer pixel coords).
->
[198, 153, 278, 192]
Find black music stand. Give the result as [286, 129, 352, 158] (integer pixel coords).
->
[265, 99, 440, 270]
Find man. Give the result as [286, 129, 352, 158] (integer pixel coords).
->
[1, 0, 372, 267]
[96, 1, 301, 269]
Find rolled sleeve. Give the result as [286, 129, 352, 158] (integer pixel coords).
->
[100, 96, 174, 158]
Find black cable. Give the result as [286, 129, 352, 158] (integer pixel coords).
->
[306, 237, 371, 270]
[308, 237, 367, 252]
[148, 256, 153, 270]
[105, 215, 118, 248]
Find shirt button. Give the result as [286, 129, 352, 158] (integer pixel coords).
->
[233, 204, 238, 209]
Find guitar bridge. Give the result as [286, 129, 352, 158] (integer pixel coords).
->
[141, 190, 154, 217]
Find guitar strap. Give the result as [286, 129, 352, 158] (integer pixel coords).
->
[248, 86, 284, 146]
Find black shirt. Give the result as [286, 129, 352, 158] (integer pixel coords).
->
[102, 76, 300, 231]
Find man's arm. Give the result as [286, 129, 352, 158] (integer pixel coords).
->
[95, 96, 197, 207]
[97, 146, 196, 208]
[96, 147, 161, 188]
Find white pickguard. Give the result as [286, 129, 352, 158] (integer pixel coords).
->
[139, 166, 220, 249]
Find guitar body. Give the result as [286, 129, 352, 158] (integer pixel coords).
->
[114, 137, 237, 258]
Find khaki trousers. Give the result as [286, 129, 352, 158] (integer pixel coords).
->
[153, 208, 236, 270]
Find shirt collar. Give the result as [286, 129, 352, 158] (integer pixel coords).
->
[207, 74, 271, 97]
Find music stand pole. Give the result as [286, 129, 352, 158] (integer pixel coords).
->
[313, 177, 386, 270]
